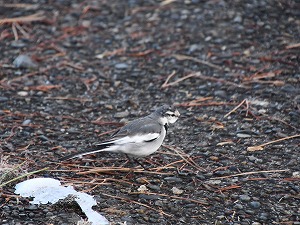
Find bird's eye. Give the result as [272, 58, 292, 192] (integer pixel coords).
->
[166, 111, 175, 117]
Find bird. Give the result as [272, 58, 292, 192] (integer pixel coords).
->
[60, 105, 180, 161]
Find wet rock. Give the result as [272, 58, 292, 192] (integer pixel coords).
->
[22, 119, 31, 126]
[13, 55, 38, 69]
[114, 110, 129, 118]
[239, 194, 251, 201]
[164, 177, 183, 183]
[250, 201, 261, 208]
[234, 203, 244, 209]
[0, 97, 9, 102]
[115, 63, 129, 69]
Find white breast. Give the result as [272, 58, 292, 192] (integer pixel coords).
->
[113, 125, 166, 157]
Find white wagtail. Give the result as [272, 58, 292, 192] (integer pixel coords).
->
[60, 105, 180, 161]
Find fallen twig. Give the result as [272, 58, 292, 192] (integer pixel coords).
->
[217, 185, 241, 192]
[172, 54, 222, 70]
[247, 134, 300, 152]
[0, 166, 48, 188]
[129, 192, 209, 205]
[210, 169, 289, 180]
[285, 43, 300, 49]
[101, 193, 172, 217]
[77, 167, 173, 175]
[162, 145, 204, 171]
[176, 101, 236, 107]
[224, 99, 247, 118]
[0, 12, 45, 25]
[161, 71, 198, 88]
[162, 71, 247, 89]
[44, 96, 92, 102]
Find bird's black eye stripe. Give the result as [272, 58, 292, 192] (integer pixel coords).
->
[165, 111, 176, 117]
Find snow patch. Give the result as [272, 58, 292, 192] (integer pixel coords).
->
[15, 178, 109, 225]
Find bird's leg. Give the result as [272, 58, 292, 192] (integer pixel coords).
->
[125, 154, 147, 170]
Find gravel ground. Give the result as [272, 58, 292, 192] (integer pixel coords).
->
[0, 0, 299, 225]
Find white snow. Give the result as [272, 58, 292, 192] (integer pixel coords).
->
[15, 178, 109, 225]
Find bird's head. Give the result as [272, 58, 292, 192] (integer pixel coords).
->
[155, 105, 180, 124]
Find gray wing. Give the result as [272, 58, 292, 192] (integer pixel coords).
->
[111, 117, 162, 140]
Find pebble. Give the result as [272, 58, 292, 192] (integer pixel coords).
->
[258, 212, 268, 221]
[236, 133, 252, 138]
[11, 40, 27, 48]
[248, 156, 258, 162]
[17, 91, 29, 96]
[115, 63, 129, 69]
[22, 119, 31, 126]
[147, 184, 160, 191]
[234, 203, 244, 209]
[154, 200, 164, 207]
[171, 187, 183, 195]
[0, 97, 9, 102]
[205, 179, 221, 185]
[164, 177, 183, 182]
[25, 205, 38, 210]
[214, 90, 227, 98]
[250, 201, 261, 208]
[245, 210, 255, 214]
[239, 194, 251, 201]
[13, 54, 38, 69]
[139, 194, 160, 200]
[281, 84, 296, 93]
[38, 135, 50, 142]
[233, 14, 242, 23]
[114, 111, 129, 118]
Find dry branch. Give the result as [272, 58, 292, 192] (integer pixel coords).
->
[101, 193, 172, 217]
[129, 192, 209, 205]
[172, 54, 222, 70]
[0, 13, 45, 25]
[224, 99, 247, 118]
[161, 71, 199, 88]
[210, 169, 289, 180]
[247, 134, 300, 152]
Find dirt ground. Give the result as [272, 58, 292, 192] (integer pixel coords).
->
[0, 0, 299, 224]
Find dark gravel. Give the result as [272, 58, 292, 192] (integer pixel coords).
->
[1, 0, 299, 224]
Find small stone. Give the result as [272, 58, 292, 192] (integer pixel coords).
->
[139, 194, 160, 200]
[26, 205, 38, 210]
[239, 194, 251, 201]
[248, 156, 257, 162]
[17, 91, 28, 96]
[250, 201, 261, 208]
[233, 14, 242, 23]
[147, 184, 160, 191]
[234, 203, 243, 209]
[11, 40, 27, 48]
[22, 119, 31, 126]
[292, 171, 300, 178]
[281, 84, 296, 93]
[137, 185, 148, 192]
[164, 177, 183, 183]
[13, 54, 38, 69]
[205, 179, 221, 185]
[259, 212, 268, 221]
[115, 63, 128, 69]
[214, 90, 227, 98]
[236, 133, 252, 138]
[105, 104, 113, 110]
[114, 110, 129, 118]
[171, 187, 183, 195]
[0, 97, 8, 102]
